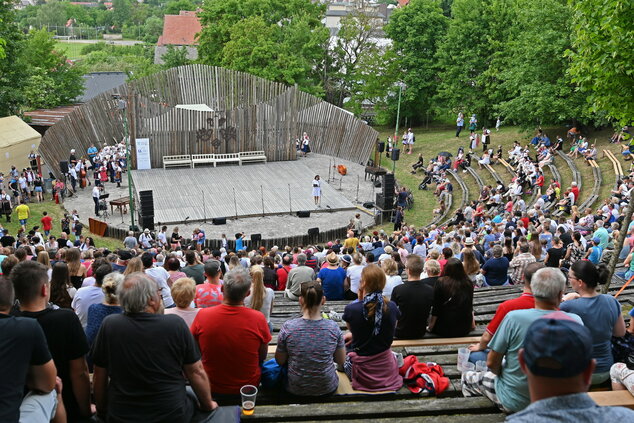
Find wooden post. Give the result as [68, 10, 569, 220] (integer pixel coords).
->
[603, 187, 634, 293]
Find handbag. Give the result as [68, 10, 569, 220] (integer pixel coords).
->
[260, 358, 286, 389]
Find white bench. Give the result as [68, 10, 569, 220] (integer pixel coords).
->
[239, 151, 267, 165]
[191, 154, 216, 168]
[212, 153, 240, 167]
[163, 155, 191, 169]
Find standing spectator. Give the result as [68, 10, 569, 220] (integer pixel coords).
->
[85, 272, 124, 346]
[40, 211, 52, 236]
[317, 253, 346, 301]
[506, 317, 634, 421]
[123, 231, 138, 250]
[342, 264, 402, 392]
[164, 277, 200, 328]
[72, 263, 112, 328]
[429, 258, 474, 337]
[275, 281, 345, 396]
[195, 259, 223, 308]
[191, 268, 271, 398]
[15, 201, 29, 229]
[92, 184, 101, 217]
[285, 253, 315, 300]
[142, 252, 175, 308]
[49, 262, 74, 309]
[469, 114, 478, 134]
[544, 237, 566, 268]
[138, 228, 154, 249]
[456, 112, 464, 137]
[560, 261, 626, 384]
[66, 247, 87, 289]
[92, 273, 217, 421]
[11, 261, 93, 421]
[391, 254, 434, 339]
[0, 277, 60, 423]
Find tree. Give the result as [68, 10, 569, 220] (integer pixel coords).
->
[164, 0, 197, 16]
[384, 0, 448, 124]
[161, 45, 191, 69]
[112, 0, 131, 30]
[142, 16, 164, 44]
[197, 0, 328, 95]
[567, 0, 634, 126]
[0, 0, 26, 116]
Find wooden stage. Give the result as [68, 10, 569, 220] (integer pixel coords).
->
[131, 161, 357, 224]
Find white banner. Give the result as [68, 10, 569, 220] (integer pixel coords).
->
[135, 138, 151, 170]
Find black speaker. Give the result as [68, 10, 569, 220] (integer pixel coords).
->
[212, 217, 226, 225]
[139, 215, 154, 231]
[139, 190, 154, 216]
[59, 161, 69, 174]
[377, 141, 385, 153]
[297, 210, 311, 218]
[251, 233, 262, 244]
[382, 173, 395, 197]
[363, 201, 375, 209]
[391, 148, 400, 161]
[376, 193, 386, 209]
[308, 227, 319, 237]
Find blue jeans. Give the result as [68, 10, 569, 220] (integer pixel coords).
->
[469, 349, 489, 364]
[616, 270, 633, 280]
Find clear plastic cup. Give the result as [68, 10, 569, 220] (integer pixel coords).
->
[476, 360, 488, 372]
[457, 347, 469, 372]
[462, 362, 475, 373]
[240, 385, 258, 416]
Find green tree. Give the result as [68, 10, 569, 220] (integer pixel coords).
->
[0, 0, 26, 116]
[20, 29, 85, 109]
[567, 0, 634, 126]
[112, 0, 131, 30]
[197, 0, 328, 94]
[142, 16, 164, 44]
[384, 0, 448, 124]
[33, 0, 67, 31]
[161, 45, 191, 68]
[164, 0, 197, 15]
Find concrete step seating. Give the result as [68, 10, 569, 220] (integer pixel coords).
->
[439, 170, 469, 228]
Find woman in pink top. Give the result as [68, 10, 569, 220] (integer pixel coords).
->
[164, 278, 200, 328]
[165, 257, 187, 287]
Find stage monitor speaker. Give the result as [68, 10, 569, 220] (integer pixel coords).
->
[59, 161, 69, 174]
[297, 210, 311, 218]
[391, 148, 400, 161]
[139, 215, 155, 231]
[251, 233, 262, 244]
[212, 217, 226, 225]
[308, 227, 319, 237]
[377, 141, 385, 153]
[363, 201, 375, 209]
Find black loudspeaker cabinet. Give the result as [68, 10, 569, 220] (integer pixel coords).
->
[251, 233, 262, 244]
[391, 148, 400, 161]
[376, 193, 386, 209]
[308, 227, 319, 237]
[59, 161, 69, 174]
[212, 217, 226, 225]
[377, 141, 385, 153]
[382, 173, 395, 197]
[139, 190, 154, 215]
[139, 215, 155, 231]
[297, 210, 311, 218]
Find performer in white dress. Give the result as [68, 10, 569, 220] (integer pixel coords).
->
[312, 175, 321, 206]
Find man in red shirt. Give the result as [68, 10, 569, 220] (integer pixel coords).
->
[467, 262, 544, 362]
[570, 181, 580, 204]
[40, 211, 53, 237]
[276, 255, 293, 292]
[191, 268, 271, 399]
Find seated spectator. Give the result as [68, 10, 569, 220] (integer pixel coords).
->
[164, 277, 200, 327]
[245, 266, 275, 329]
[191, 268, 271, 398]
[195, 259, 224, 308]
[182, 250, 205, 284]
[461, 268, 582, 413]
[166, 256, 187, 287]
[276, 254, 293, 292]
[344, 252, 364, 300]
[468, 262, 543, 363]
[92, 273, 217, 421]
[462, 249, 481, 283]
[509, 243, 537, 284]
[11, 261, 93, 421]
[275, 281, 345, 396]
[428, 258, 474, 337]
[317, 253, 346, 301]
[507, 316, 634, 421]
[391, 254, 433, 339]
[560, 261, 626, 384]
[285, 253, 315, 301]
[585, 237, 603, 265]
[342, 264, 402, 392]
[420, 259, 441, 289]
[72, 262, 113, 329]
[262, 256, 278, 290]
[0, 276, 61, 423]
[381, 258, 403, 300]
[478, 245, 510, 286]
[86, 272, 124, 346]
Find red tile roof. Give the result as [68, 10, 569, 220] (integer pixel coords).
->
[157, 12, 202, 46]
[23, 105, 82, 127]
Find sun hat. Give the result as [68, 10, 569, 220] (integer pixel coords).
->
[327, 252, 339, 265]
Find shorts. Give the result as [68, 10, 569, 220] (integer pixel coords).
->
[19, 219, 27, 226]
[34, 186, 43, 192]
[610, 362, 634, 395]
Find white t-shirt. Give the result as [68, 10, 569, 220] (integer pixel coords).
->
[145, 267, 174, 307]
[413, 243, 427, 258]
[72, 286, 105, 328]
[346, 264, 364, 294]
[383, 275, 403, 299]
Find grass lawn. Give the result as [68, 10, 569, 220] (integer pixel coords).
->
[5, 198, 122, 251]
[369, 124, 614, 233]
[54, 41, 89, 60]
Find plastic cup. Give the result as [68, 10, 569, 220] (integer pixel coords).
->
[476, 360, 488, 372]
[457, 347, 469, 372]
[240, 385, 258, 416]
[462, 362, 475, 373]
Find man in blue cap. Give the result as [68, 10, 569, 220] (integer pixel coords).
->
[507, 313, 634, 421]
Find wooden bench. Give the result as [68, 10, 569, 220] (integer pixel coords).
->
[498, 158, 515, 174]
[589, 390, 634, 409]
[239, 151, 267, 165]
[212, 153, 240, 167]
[191, 153, 216, 168]
[163, 154, 192, 169]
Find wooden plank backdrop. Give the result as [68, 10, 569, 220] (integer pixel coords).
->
[39, 64, 378, 177]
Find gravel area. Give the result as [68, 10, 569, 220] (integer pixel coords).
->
[63, 153, 382, 240]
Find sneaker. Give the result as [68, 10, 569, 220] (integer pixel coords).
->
[328, 310, 342, 322]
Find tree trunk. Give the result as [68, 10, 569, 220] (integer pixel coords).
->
[603, 187, 634, 293]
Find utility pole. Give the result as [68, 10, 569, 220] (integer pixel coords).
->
[118, 94, 136, 231]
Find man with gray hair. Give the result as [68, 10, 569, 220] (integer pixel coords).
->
[462, 268, 582, 413]
[191, 268, 272, 399]
[285, 253, 315, 300]
[92, 272, 217, 422]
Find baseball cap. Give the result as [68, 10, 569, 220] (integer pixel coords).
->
[592, 237, 601, 244]
[522, 312, 593, 378]
[341, 254, 352, 264]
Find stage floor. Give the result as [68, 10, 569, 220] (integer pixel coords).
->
[131, 162, 357, 224]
